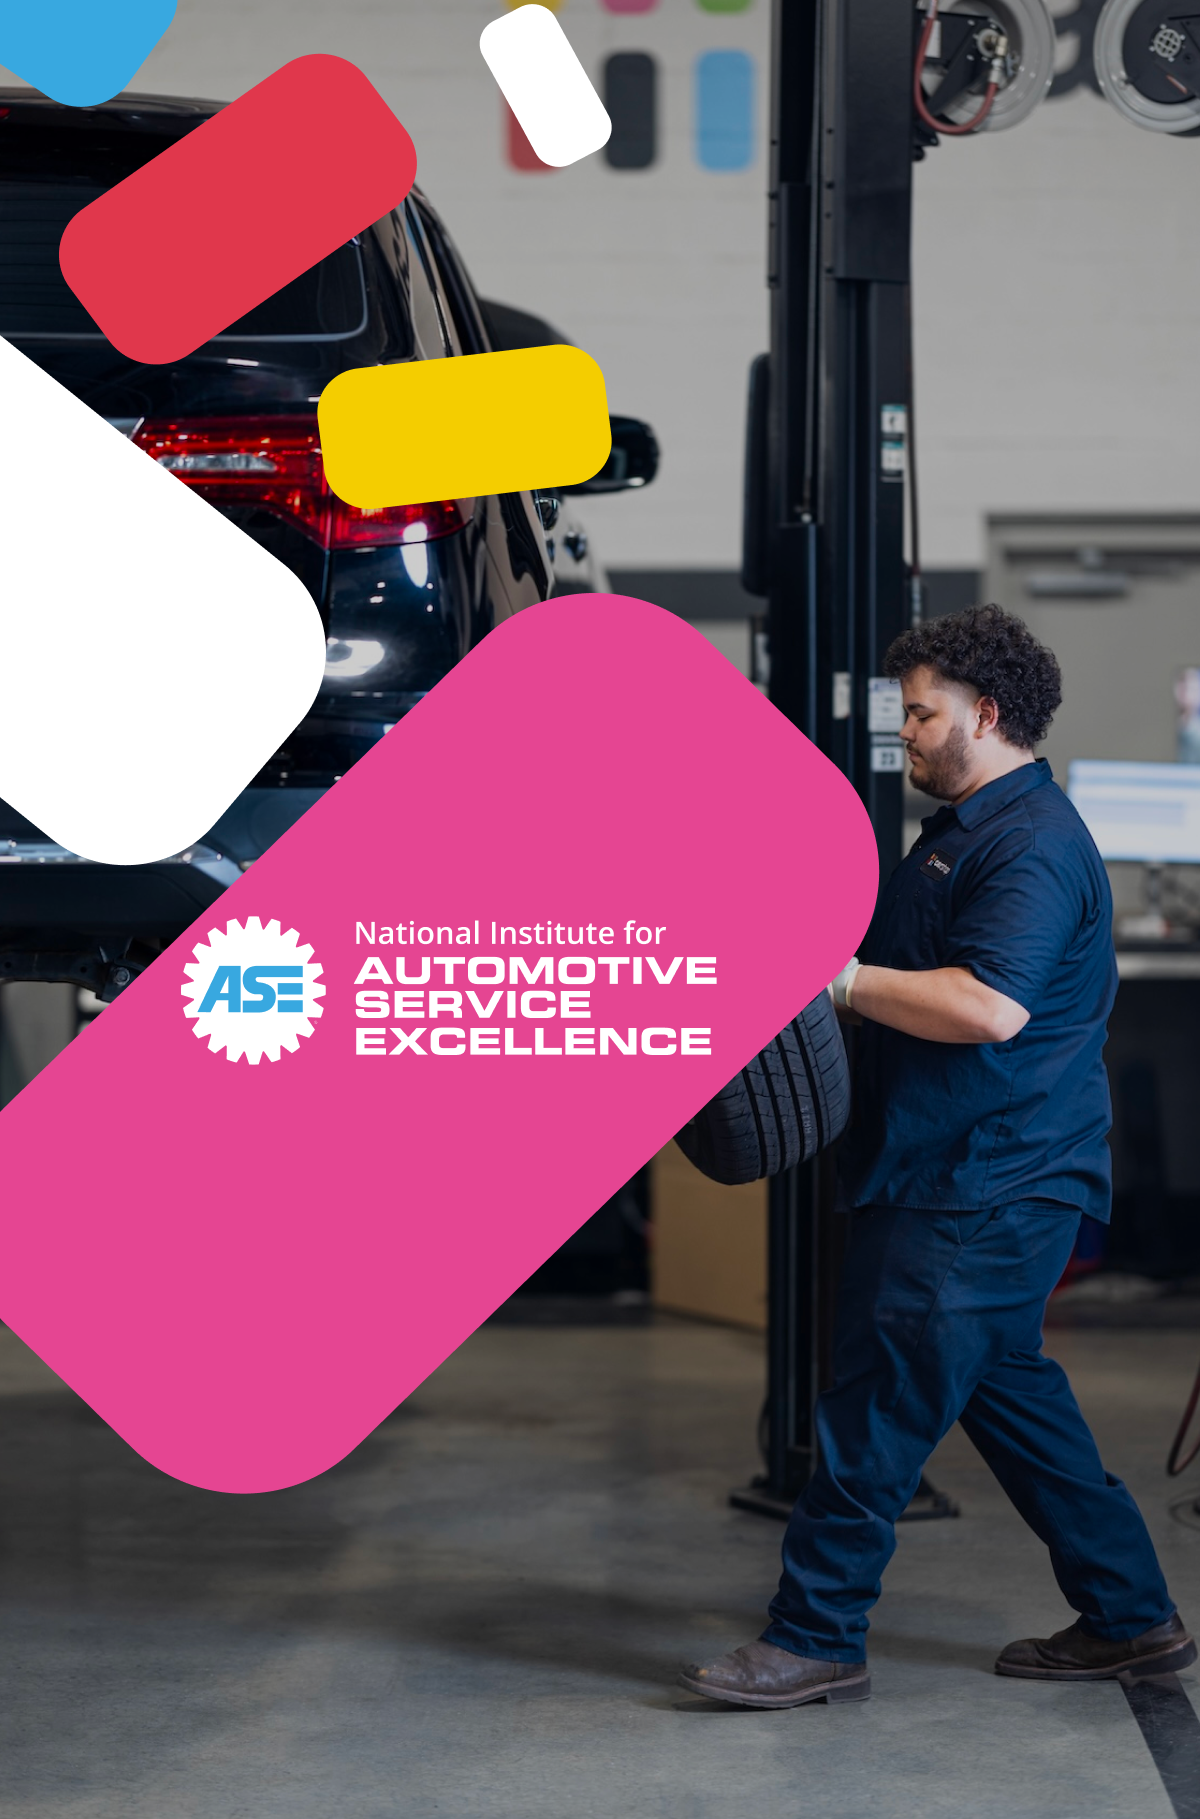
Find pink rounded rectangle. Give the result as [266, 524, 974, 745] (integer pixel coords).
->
[601, 0, 660, 11]
[0, 598, 879, 1493]
[58, 55, 418, 365]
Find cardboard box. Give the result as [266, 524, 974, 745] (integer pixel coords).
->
[650, 1140, 767, 1330]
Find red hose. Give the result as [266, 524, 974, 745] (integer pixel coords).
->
[913, 2, 998, 137]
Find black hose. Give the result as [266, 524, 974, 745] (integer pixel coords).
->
[1167, 1356, 1200, 1477]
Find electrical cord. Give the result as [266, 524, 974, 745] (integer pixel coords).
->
[905, 287, 923, 626]
[913, 0, 1000, 137]
[1167, 1356, 1200, 1477]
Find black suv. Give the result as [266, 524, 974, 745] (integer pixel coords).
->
[0, 91, 657, 1000]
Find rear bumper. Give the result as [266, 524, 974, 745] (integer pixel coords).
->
[0, 829, 240, 979]
[0, 777, 336, 971]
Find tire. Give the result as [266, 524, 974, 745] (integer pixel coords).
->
[673, 991, 851, 1186]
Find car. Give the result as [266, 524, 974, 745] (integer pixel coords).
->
[0, 89, 658, 1002]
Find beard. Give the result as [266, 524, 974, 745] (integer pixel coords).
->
[909, 722, 972, 800]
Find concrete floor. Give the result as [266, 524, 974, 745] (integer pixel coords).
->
[0, 1315, 1195, 1817]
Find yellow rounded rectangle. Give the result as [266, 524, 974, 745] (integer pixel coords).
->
[318, 344, 612, 509]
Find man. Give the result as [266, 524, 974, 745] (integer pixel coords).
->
[681, 603, 1194, 1710]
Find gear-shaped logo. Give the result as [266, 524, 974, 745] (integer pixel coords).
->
[181, 916, 325, 1064]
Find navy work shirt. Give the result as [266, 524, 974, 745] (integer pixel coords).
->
[839, 759, 1117, 1222]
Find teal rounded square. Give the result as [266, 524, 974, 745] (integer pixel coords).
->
[695, 51, 755, 172]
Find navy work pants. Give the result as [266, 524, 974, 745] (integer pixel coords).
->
[762, 1202, 1174, 1663]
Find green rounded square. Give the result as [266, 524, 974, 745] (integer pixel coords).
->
[695, 0, 754, 11]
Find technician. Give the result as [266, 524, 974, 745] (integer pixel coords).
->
[681, 603, 1195, 1709]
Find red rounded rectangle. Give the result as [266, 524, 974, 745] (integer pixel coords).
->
[58, 55, 418, 365]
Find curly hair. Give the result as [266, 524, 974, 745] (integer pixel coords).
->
[884, 603, 1062, 749]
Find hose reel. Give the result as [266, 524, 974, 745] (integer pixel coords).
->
[1093, 0, 1200, 132]
[915, 0, 1057, 133]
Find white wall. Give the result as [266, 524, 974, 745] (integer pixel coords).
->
[4, 1, 1197, 572]
[913, 84, 1200, 568]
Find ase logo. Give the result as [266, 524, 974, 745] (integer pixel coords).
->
[181, 916, 325, 1063]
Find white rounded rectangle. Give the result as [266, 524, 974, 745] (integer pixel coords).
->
[0, 336, 326, 866]
[480, 5, 612, 169]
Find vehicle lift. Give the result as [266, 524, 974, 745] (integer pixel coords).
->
[735, 0, 955, 1521]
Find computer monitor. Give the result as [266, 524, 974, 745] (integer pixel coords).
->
[1068, 760, 1200, 865]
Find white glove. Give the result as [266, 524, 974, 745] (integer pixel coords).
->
[828, 957, 861, 1010]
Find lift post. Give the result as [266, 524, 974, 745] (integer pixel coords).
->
[734, 0, 956, 1520]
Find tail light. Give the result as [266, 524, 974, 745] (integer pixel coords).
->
[133, 417, 470, 549]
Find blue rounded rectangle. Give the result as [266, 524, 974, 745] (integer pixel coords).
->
[1, 1, 177, 108]
[695, 50, 755, 172]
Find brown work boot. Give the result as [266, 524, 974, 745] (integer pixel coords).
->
[995, 1612, 1197, 1681]
[679, 1638, 870, 1709]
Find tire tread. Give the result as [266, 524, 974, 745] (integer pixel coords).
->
[673, 991, 851, 1185]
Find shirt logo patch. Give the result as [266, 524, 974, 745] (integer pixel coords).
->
[921, 850, 954, 879]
